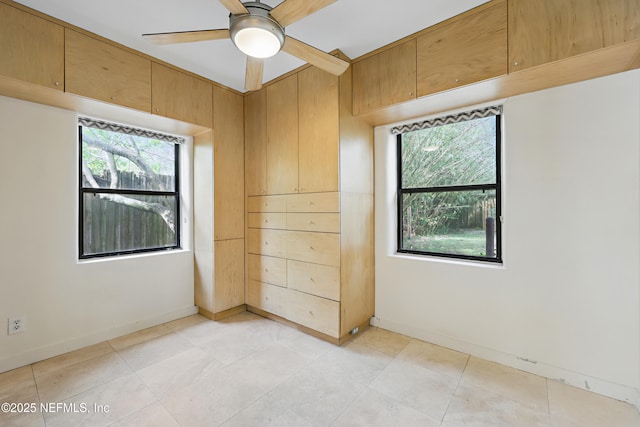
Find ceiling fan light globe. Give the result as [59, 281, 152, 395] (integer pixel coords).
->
[234, 27, 281, 58]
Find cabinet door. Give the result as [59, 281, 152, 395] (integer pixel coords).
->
[266, 75, 298, 194]
[417, 1, 507, 96]
[352, 39, 416, 115]
[214, 239, 245, 312]
[65, 30, 151, 111]
[298, 66, 339, 193]
[245, 89, 267, 196]
[0, 3, 63, 90]
[152, 63, 213, 127]
[509, 0, 640, 72]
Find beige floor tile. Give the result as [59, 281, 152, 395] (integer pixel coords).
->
[0, 380, 45, 427]
[135, 347, 223, 398]
[116, 331, 194, 371]
[396, 339, 469, 380]
[0, 366, 35, 397]
[198, 327, 271, 366]
[353, 327, 412, 357]
[32, 341, 113, 379]
[43, 373, 157, 427]
[370, 358, 459, 420]
[109, 324, 173, 351]
[460, 357, 549, 413]
[163, 314, 210, 331]
[332, 388, 441, 427]
[548, 380, 640, 427]
[36, 352, 131, 403]
[171, 317, 235, 346]
[442, 383, 550, 427]
[110, 403, 180, 427]
[276, 328, 337, 360]
[221, 399, 314, 427]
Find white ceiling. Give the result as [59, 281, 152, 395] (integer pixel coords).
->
[16, 0, 488, 93]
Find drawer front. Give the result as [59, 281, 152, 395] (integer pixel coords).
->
[287, 289, 339, 338]
[287, 231, 340, 266]
[247, 229, 287, 258]
[287, 260, 340, 301]
[247, 195, 286, 212]
[286, 213, 340, 233]
[248, 254, 287, 287]
[286, 192, 339, 213]
[248, 212, 286, 229]
[247, 280, 287, 318]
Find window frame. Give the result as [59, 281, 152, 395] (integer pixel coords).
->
[396, 113, 503, 263]
[78, 122, 182, 259]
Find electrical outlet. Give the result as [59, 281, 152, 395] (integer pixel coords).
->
[8, 317, 25, 335]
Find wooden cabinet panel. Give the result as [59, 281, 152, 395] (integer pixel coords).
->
[509, 0, 640, 72]
[152, 62, 213, 127]
[286, 231, 340, 267]
[0, 3, 63, 90]
[248, 212, 286, 229]
[266, 75, 298, 194]
[247, 195, 287, 212]
[298, 66, 339, 193]
[245, 89, 267, 196]
[417, 1, 507, 96]
[286, 213, 340, 233]
[287, 289, 340, 338]
[352, 39, 416, 115]
[248, 254, 287, 287]
[213, 239, 245, 312]
[286, 192, 340, 213]
[247, 228, 287, 258]
[287, 260, 340, 301]
[248, 280, 287, 318]
[65, 30, 151, 111]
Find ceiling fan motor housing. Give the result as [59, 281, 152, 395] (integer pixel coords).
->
[229, 2, 286, 57]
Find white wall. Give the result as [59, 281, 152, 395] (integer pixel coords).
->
[0, 96, 197, 372]
[374, 69, 640, 405]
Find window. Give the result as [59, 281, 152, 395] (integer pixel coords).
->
[395, 106, 502, 262]
[79, 118, 183, 258]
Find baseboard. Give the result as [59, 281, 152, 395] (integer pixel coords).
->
[0, 305, 199, 374]
[198, 304, 247, 320]
[370, 316, 640, 410]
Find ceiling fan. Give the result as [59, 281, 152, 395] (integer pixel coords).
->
[143, 0, 350, 91]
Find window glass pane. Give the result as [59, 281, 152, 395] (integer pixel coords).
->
[82, 193, 178, 256]
[81, 127, 176, 191]
[401, 190, 498, 258]
[401, 116, 496, 188]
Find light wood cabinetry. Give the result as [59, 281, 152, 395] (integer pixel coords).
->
[509, 0, 640, 72]
[245, 90, 267, 196]
[65, 29, 151, 112]
[152, 63, 213, 128]
[352, 39, 417, 115]
[417, 1, 507, 96]
[0, 3, 64, 90]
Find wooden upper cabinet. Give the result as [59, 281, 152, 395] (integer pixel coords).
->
[0, 3, 64, 90]
[352, 39, 416, 115]
[245, 89, 268, 196]
[509, 0, 640, 72]
[298, 66, 339, 193]
[65, 29, 151, 111]
[417, 1, 507, 97]
[152, 63, 213, 127]
[266, 75, 298, 195]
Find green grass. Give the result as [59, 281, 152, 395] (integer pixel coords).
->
[404, 229, 490, 257]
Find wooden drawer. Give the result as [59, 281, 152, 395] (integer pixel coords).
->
[247, 195, 286, 213]
[247, 229, 287, 258]
[286, 213, 340, 233]
[286, 192, 339, 213]
[248, 254, 287, 287]
[286, 231, 340, 267]
[247, 280, 287, 318]
[287, 289, 339, 338]
[248, 212, 286, 229]
[287, 260, 340, 301]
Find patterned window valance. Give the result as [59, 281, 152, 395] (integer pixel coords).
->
[78, 117, 185, 144]
[390, 105, 503, 135]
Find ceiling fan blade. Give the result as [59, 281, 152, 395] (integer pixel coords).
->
[271, 0, 337, 27]
[245, 57, 264, 91]
[218, 0, 249, 15]
[143, 29, 230, 45]
[282, 36, 349, 76]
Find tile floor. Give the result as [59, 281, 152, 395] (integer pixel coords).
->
[1, 312, 639, 426]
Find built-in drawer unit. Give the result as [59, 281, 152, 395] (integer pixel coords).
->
[286, 192, 339, 213]
[286, 213, 340, 233]
[247, 195, 287, 213]
[248, 212, 286, 229]
[286, 231, 340, 266]
[247, 280, 287, 318]
[247, 229, 287, 258]
[248, 254, 287, 287]
[287, 289, 340, 338]
[287, 260, 340, 301]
